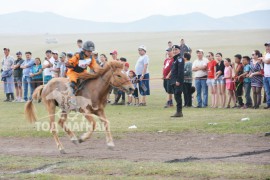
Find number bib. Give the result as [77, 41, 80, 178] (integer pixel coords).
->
[78, 58, 92, 69]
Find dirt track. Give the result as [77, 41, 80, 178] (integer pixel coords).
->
[0, 132, 269, 164]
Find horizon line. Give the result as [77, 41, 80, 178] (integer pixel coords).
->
[0, 9, 269, 23]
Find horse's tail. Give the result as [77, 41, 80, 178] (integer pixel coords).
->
[25, 100, 37, 123]
[32, 85, 44, 102]
[25, 85, 44, 123]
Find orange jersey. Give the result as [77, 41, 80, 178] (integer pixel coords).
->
[67, 52, 99, 83]
[68, 53, 99, 70]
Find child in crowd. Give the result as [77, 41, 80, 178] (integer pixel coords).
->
[223, 58, 236, 108]
[112, 62, 129, 105]
[127, 70, 139, 106]
[123, 62, 129, 75]
[234, 54, 244, 107]
[238, 56, 253, 108]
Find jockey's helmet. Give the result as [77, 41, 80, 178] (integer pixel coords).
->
[83, 41, 95, 51]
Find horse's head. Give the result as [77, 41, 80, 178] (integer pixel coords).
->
[106, 61, 134, 95]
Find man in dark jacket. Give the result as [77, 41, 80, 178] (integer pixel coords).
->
[170, 45, 185, 117]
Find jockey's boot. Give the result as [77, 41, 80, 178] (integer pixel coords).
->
[69, 82, 77, 106]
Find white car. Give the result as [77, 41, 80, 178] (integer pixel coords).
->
[45, 38, 58, 44]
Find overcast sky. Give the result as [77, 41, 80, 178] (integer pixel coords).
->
[1, 0, 269, 22]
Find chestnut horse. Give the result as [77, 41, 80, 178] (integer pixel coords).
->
[25, 61, 134, 154]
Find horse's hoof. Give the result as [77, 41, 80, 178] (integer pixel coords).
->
[71, 139, 79, 145]
[107, 142, 115, 150]
[78, 139, 84, 143]
[60, 149, 67, 154]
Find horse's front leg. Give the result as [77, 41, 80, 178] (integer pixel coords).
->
[46, 101, 66, 154]
[97, 110, 115, 148]
[58, 111, 79, 145]
[78, 110, 97, 143]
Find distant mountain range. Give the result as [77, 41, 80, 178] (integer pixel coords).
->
[0, 10, 269, 34]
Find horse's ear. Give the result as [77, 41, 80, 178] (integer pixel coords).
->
[108, 61, 117, 70]
[108, 61, 123, 71]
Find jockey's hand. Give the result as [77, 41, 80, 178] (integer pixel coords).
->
[65, 62, 73, 68]
[94, 67, 105, 75]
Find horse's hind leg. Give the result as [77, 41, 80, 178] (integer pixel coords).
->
[46, 101, 66, 154]
[58, 111, 79, 145]
[79, 112, 96, 143]
[97, 110, 115, 148]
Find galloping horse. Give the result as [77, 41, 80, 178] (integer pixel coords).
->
[25, 61, 134, 154]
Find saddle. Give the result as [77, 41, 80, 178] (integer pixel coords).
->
[74, 79, 89, 95]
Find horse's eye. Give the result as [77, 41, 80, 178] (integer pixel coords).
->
[117, 75, 121, 78]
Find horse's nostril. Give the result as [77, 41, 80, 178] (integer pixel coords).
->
[129, 88, 134, 92]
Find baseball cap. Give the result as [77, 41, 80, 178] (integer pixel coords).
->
[138, 45, 147, 52]
[16, 51, 22, 55]
[52, 50, 59, 54]
[172, 45, 180, 50]
[125, 62, 129, 68]
[264, 42, 270, 46]
[196, 49, 204, 53]
[110, 50, 118, 55]
[166, 47, 172, 52]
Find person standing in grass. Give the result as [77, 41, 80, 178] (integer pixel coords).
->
[110, 50, 121, 104]
[238, 56, 253, 108]
[59, 52, 67, 78]
[183, 52, 192, 107]
[135, 45, 150, 106]
[250, 50, 264, 109]
[30, 58, 43, 91]
[192, 49, 208, 108]
[42, 50, 54, 84]
[179, 39, 191, 57]
[234, 54, 244, 108]
[215, 53, 226, 108]
[1, 48, 15, 102]
[263, 42, 270, 109]
[165, 41, 173, 58]
[12, 51, 24, 102]
[127, 70, 139, 106]
[20, 51, 35, 101]
[170, 45, 184, 117]
[206, 52, 218, 108]
[77, 39, 83, 53]
[223, 58, 236, 108]
[163, 47, 174, 108]
[51, 50, 60, 78]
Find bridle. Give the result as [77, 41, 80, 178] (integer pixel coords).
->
[99, 63, 130, 91]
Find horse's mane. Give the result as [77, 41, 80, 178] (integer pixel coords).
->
[77, 60, 124, 80]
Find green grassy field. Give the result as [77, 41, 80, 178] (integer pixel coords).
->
[0, 30, 270, 179]
[1, 155, 270, 180]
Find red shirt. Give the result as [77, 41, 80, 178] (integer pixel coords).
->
[234, 63, 244, 82]
[163, 57, 174, 78]
[207, 60, 217, 79]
